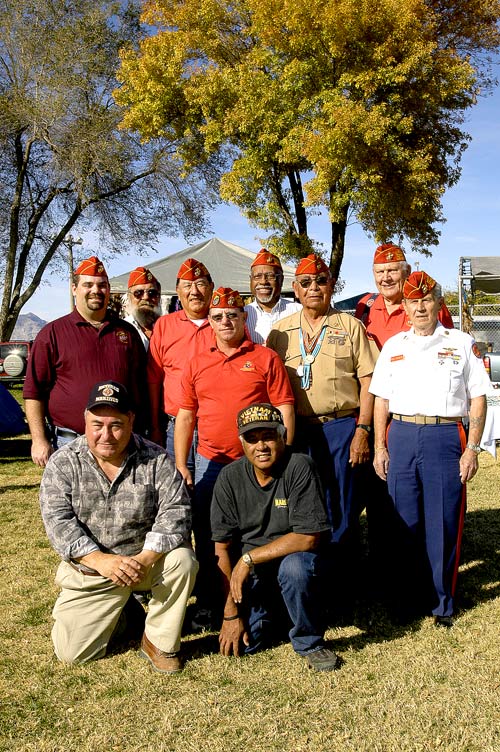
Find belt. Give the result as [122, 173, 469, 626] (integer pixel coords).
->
[69, 561, 101, 576]
[55, 426, 79, 439]
[301, 409, 357, 425]
[391, 414, 464, 425]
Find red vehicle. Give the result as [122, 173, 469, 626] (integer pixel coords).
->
[0, 341, 32, 384]
[483, 351, 500, 388]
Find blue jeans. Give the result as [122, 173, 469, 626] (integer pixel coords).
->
[192, 453, 226, 611]
[165, 418, 198, 474]
[244, 551, 326, 656]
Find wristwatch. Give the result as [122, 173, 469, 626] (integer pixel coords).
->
[357, 424, 372, 433]
[242, 552, 254, 572]
[466, 442, 481, 454]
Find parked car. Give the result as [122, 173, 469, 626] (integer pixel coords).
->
[483, 351, 500, 388]
[0, 341, 32, 384]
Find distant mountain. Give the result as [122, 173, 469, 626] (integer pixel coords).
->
[11, 313, 47, 340]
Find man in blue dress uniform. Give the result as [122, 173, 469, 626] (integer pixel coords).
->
[370, 271, 490, 626]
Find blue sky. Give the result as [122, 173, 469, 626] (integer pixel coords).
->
[28, 84, 500, 321]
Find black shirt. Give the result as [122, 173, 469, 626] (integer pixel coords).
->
[211, 449, 329, 552]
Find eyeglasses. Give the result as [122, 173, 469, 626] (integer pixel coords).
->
[178, 280, 210, 291]
[251, 272, 282, 282]
[295, 274, 330, 289]
[210, 311, 240, 323]
[131, 289, 160, 300]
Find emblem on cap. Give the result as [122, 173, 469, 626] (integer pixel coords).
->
[237, 402, 284, 435]
[212, 294, 220, 306]
[101, 385, 114, 397]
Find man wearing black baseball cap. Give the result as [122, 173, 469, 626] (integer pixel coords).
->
[39, 380, 198, 673]
[210, 403, 340, 672]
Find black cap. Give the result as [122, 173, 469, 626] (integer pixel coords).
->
[86, 381, 133, 413]
[237, 403, 284, 436]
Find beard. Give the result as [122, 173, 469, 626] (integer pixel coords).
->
[255, 288, 276, 305]
[133, 305, 161, 328]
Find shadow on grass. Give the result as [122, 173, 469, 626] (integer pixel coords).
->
[324, 505, 500, 653]
[0, 436, 32, 459]
[0, 483, 40, 495]
[458, 507, 500, 610]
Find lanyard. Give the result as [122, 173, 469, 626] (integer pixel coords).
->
[298, 324, 326, 389]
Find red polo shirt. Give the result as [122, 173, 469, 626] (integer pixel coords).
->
[180, 337, 295, 463]
[355, 293, 454, 350]
[23, 309, 147, 434]
[147, 311, 215, 417]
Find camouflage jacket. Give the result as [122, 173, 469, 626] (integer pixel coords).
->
[40, 434, 192, 563]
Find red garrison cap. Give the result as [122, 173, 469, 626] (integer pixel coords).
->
[210, 286, 244, 309]
[128, 266, 160, 289]
[177, 257, 210, 281]
[251, 249, 282, 269]
[75, 256, 107, 277]
[403, 271, 437, 299]
[295, 254, 330, 276]
[373, 243, 406, 264]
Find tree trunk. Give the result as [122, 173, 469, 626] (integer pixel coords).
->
[329, 202, 349, 281]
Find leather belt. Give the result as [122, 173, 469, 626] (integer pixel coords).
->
[55, 426, 79, 439]
[301, 409, 357, 425]
[392, 413, 464, 425]
[69, 561, 101, 576]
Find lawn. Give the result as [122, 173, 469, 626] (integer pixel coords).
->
[1, 416, 499, 752]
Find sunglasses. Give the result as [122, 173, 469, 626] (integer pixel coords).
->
[210, 311, 240, 323]
[295, 274, 330, 289]
[131, 289, 160, 300]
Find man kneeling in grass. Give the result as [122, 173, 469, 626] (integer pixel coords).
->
[211, 403, 340, 672]
[39, 380, 198, 673]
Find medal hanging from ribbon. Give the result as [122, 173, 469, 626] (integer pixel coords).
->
[298, 325, 326, 389]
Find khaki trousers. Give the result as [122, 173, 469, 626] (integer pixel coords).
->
[52, 545, 198, 664]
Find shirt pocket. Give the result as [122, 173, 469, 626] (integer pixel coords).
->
[322, 342, 354, 379]
[119, 484, 157, 523]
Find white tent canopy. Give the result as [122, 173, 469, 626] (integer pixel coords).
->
[109, 237, 297, 295]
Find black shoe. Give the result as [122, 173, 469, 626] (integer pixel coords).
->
[306, 647, 341, 672]
[189, 607, 215, 633]
[434, 615, 454, 628]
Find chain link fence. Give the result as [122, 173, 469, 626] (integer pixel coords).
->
[448, 303, 500, 351]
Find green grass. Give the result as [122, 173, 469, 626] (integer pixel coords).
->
[1, 435, 499, 752]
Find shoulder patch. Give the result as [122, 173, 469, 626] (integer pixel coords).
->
[471, 342, 482, 359]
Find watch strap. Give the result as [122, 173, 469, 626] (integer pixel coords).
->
[466, 442, 481, 454]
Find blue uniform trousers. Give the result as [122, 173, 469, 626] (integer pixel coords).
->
[295, 416, 358, 543]
[387, 419, 467, 617]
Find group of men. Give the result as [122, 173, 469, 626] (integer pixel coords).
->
[26, 241, 490, 674]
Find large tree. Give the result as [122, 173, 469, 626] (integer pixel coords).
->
[116, 0, 500, 278]
[0, 0, 221, 340]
